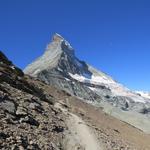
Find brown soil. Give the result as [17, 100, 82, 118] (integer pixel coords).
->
[65, 97, 150, 150]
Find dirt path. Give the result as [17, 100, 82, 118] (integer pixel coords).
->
[55, 102, 101, 150]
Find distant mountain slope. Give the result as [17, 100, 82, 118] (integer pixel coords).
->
[24, 33, 150, 133]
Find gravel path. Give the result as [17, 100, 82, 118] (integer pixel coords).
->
[55, 102, 101, 150]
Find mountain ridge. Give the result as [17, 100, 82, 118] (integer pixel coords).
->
[24, 33, 150, 133]
[24, 33, 150, 102]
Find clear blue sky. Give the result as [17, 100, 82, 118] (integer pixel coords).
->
[0, 0, 150, 91]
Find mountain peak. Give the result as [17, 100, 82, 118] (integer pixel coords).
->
[52, 33, 64, 42]
[50, 33, 74, 53]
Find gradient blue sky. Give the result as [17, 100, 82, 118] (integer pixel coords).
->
[0, 0, 150, 91]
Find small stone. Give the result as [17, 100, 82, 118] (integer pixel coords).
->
[29, 140, 34, 145]
[29, 102, 42, 112]
[16, 106, 27, 116]
[20, 116, 39, 126]
[29, 102, 39, 109]
[19, 145, 24, 150]
[16, 136, 21, 141]
[0, 100, 16, 114]
[0, 132, 9, 139]
[11, 145, 17, 150]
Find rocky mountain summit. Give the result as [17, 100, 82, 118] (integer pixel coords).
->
[24, 33, 100, 102]
[25, 33, 150, 133]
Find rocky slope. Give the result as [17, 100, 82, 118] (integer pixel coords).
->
[0, 51, 66, 149]
[24, 33, 150, 133]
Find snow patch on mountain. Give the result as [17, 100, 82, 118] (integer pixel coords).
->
[68, 73, 115, 85]
[136, 91, 150, 99]
[69, 72, 149, 103]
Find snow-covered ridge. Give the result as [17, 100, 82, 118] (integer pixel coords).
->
[136, 91, 150, 99]
[68, 72, 149, 103]
[68, 73, 115, 85]
[52, 33, 73, 51]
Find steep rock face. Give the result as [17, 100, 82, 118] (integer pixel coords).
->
[24, 34, 102, 101]
[24, 34, 150, 129]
